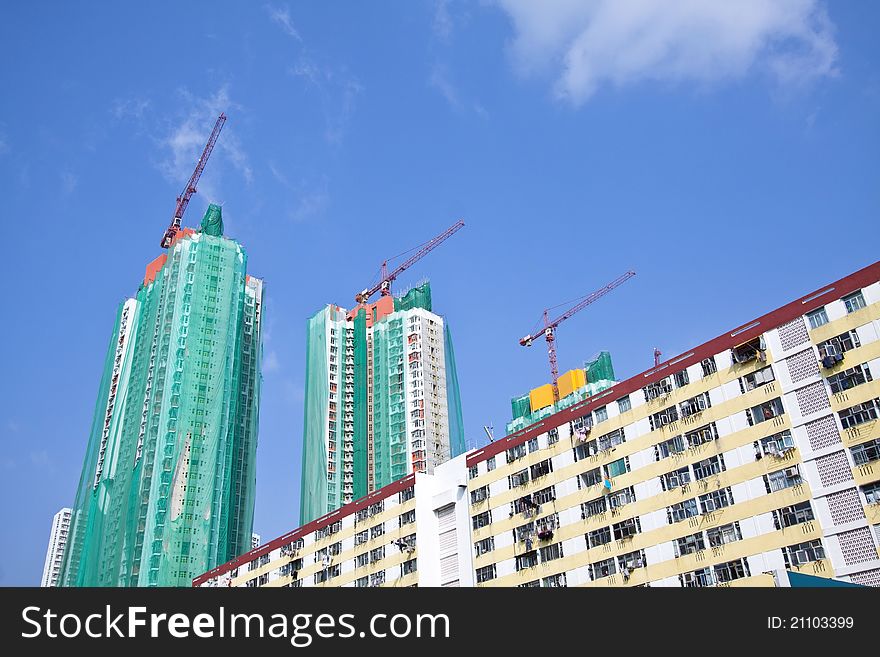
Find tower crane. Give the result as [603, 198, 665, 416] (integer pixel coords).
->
[520, 270, 636, 402]
[353, 220, 465, 305]
[160, 112, 227, 248]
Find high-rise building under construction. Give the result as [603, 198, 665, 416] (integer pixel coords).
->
[300, 282, 465, 524]
[59, 204, 264, 587]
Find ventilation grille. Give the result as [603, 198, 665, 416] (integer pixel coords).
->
[815, 451, 854, 488]
[805, 415, 842, 452]
[795, 382, 831, 417]
[850, 568, 880, 587]
[779, 317, 810, 351]
[826, 488, 866, 525]
[838, 527, 878, 566]
[786, 349, 819, 384]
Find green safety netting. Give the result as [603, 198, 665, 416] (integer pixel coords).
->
[299, 306, 331, 525]
[59, 206, 263, 587]
[443, 322, 466, 458]
[506, 351, 617, 435]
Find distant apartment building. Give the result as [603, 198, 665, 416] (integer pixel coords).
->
[60, 205, 264, 587]
[40, 508, 72, 587]
[197, 260, 880, 588]
[299, 282, 465, 524]
[252, 533, 261, 550]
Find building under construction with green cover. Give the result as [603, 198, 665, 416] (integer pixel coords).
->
[300, 282, 465, 524]
[58, 204, 264, 587]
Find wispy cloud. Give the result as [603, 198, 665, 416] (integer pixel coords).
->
[111, 97, 151, 121]
[433, 0, 454, 41]
[61, 171, 78, 195]
[428, 2, 487, 117]
[265, 3, 302, 41]
[290, 59, 363, 145]
[492, 0, 839, 105]
[429, 64, 489, 119]
[291, 176, 330, 223]
[158, 85, 253, 204]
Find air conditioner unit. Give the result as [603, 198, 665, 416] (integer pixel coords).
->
[795, 549, 809, 565]
[784, 467, 800, 478]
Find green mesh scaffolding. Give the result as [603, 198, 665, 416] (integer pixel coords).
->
[506, 351, 617, 435]
[59, 205, 264, 587]
[299, 307, 331, 526]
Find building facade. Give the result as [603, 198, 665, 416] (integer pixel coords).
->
[300, 282, 465, 524]
[40, 508, 72, 587]
[195, 455, 473, 588]
[60, 204, 264, 587]
[197, 260, 880, 588]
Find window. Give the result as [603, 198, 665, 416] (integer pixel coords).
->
[693, 454, 725, 480]
[369, 571, 385, 587]
[759, 430, 796, 457]
[470, 486, 490, 505]
[685, 423, 718, 447]
[741, 365, 775, 392]
[613, 517, 641, 540]
[807, 307, 829, 329]
[707, 522, 742, 547]
[818, 330, 860, 359]
[661, 467, 691, 491]
[486, 456, 496, 471]
[369, 546, 385, 562]
[731, 336, 766, 364]
[542, 573, 567, 588]
[472, 511, 492, 530]
[587, 526, 612, 548]
[773, 501, 815, 529]
[573, 439, 598, 461]
[589, 557, 617, 580]
[582, 497, 607, 519]
[355, 552, 370, 568]
[506, 443, 527, 463]
[370, 524, 385, 540]
[839, 399, 879, 429]
[643, 377, 673, 401]
[468, 465, 478, 480]
[401, 558, 417, 576]
[784, 539, 825, 567]
[828, 365, 872, 394]
[539, 542, 563, 562]
[527, 437, 540, 453]
[649, 405, 679, 430]
[714, 559, 750, 584]
[518, 580, 540, 588]
[578, 467, 603, 489]
[608, 486, 636, 509]
[861, 482, 880, 505]
[530, 458, 553, 479]
[532, 485, 556, 505]
[668, 499, 699, 524]
[617, 395, 632, 413]
[765, 466, 803, 493]
[699, 487, 733, 513]
[594, 406, 608, 423]
[851, 439, 880, 466]
[843, 291, 866, 314]
[747, 398, 785, 425]
[604, 457, 629, 479]
[314, 564, 341, 584]
[516, 551, 539, 571]
[547, 428, 559, 446]
[701, 357, 717, 377]
[598, 428, 626, 451]
[680, 567, 714, 588]
[399, 509, 416, 526]
[354, 576, 369, 588]
[354, 530, 368, 546]
[474, 537, 495, 556]
[675, 532, 705, 557]
[509, 468, 530, 488]
[617, 549, 645, 572]
[673, 369, 689, 388]
[655, 435, 685, 460]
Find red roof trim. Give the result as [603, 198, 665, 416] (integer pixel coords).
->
[466, 260, 880, 468]
[192, 473, 417, 586]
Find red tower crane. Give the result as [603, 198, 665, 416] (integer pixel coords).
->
[354, 220, 465, 304]
[520, 270, 636, 402]
[160, 112, 227, 248]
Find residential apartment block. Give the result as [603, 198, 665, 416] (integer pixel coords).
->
[40, 508, 72, 587]
[197, 260, 880, 588]
[300, 282, 465, 524]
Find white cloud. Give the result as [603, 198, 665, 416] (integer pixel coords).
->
[434, 0, 454, 41]
[430, 64, 489, 118]
[158, 86, 253, 205]
[493, 0, 838, 104]
[265, 3, 302, 41]
[111, 97, 151, 120]
[61, 171, 78, 194]
[263, 350, 280, 373]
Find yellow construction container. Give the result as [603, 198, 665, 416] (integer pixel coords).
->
[557, 368, 586, 399]
[529, 384, 555, 412]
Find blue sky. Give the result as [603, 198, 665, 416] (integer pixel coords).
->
[0, 1, 877, 585]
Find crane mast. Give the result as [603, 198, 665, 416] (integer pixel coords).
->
[160, 112, 227, 248]
[520, 270, 636, 401]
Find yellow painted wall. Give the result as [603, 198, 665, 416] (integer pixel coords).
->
[558, 369, 586, 399]
[530, 384, 555, 412]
